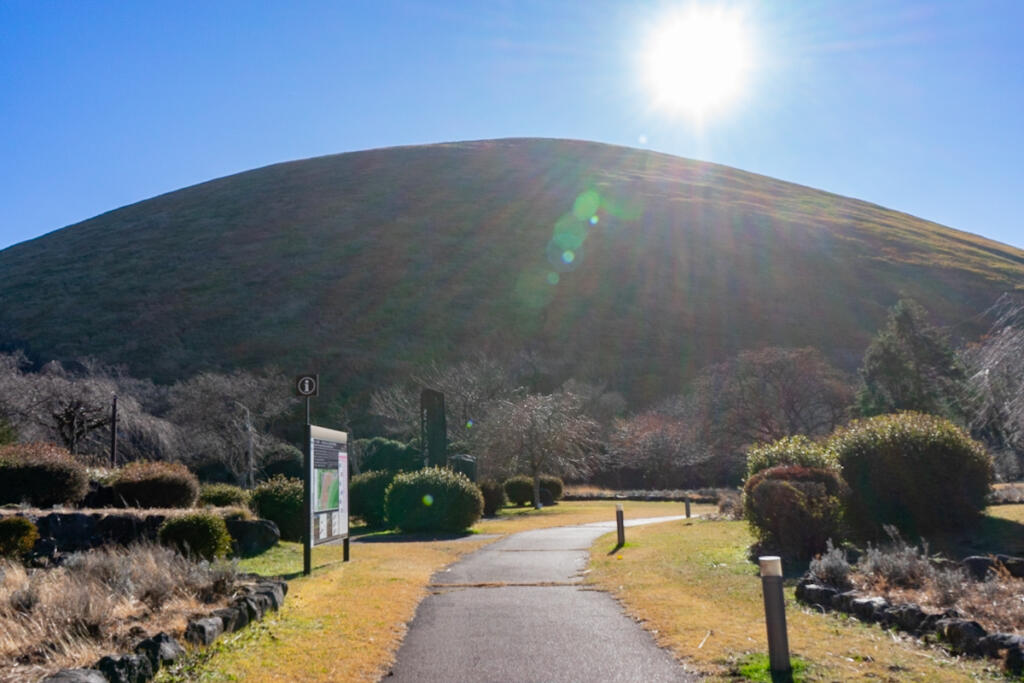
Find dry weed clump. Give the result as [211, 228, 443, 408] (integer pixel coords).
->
[990, 483, 1024, 505]
[850, 530, 1024, 636]
[0, 542, 240, 681]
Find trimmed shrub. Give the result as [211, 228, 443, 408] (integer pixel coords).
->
[540, 475, 564, 501]
[385, 467, 483, 532]
[0, 443, 89, 507]
[478, 479, 507, 517]
[259, 442, 304, 481]
[745, 435, 839, 479]
[743, 465, 846, 563]
[250, 475, 303, 541]
[158, 512, 232, 560]
[502, 475, 563, 507]
[219, 506, 254, 521]
[830, 412, 993, 538]
[357, 437, 422, 474]
[350, 470, 395, 528]
[0, 516, 39, 558]
[111, 461, 200, 508]
[503, 475, 533, 507]
[199, 483, 249, 508]
[192, 459, 238, 484]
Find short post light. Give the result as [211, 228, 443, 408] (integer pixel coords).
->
[759, 555, 791, 676]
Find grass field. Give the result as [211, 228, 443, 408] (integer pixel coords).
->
[586, 506, 1024, 681]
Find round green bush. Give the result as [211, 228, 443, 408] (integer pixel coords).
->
[385, 467, 483, 533]
[358, 437, 421, 474]
[219, 506, 254, 521]
[502, 475, 563, 507]
[350, 470, 396, 528]
[746, 435, 839, 479]
[250, 475, 303, 541]
[158, 512, 232, 560]
[111, 461, 199, 508]
[477, 479, 507, 517]
[0, 443, 89, 507]
[743, 465, 847, 563]
[199, 483, 250, 508]
[540, 475, 564, 501]
[503, 475, 534, 506]
[259, 442, 304, 481]
[0, 516, 39, 558]
[830, 412, 993, 538]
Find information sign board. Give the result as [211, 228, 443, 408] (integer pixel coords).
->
[308, 424, 348, 546]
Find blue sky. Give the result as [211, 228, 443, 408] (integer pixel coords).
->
[1, 0, 1022, 251]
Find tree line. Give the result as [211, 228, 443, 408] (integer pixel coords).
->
[1, 293, 1022, 487]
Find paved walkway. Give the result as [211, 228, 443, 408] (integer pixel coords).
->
[383, 516, 698, 682]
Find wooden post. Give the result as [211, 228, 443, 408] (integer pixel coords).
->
[759, 556, 791, 675]
[616, 504, 625, 547]
[109, 394, 118, 468]
[685, 497, 691, 519]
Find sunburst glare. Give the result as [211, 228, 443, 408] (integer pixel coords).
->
[642, 5, 752, 120]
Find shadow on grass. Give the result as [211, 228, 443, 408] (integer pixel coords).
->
[352, 531, 477, 543]
[929, 513, 1024, 558]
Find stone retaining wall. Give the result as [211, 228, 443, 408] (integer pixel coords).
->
[795, 573, 1023, 675]
[40, 578, 289, 683]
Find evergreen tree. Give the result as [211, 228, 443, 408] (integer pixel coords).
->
[857, 298, 966, 420]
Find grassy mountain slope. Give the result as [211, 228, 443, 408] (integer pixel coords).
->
[1, 138, 1021, 411]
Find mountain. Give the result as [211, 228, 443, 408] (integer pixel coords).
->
[1, 138, 1021, 413]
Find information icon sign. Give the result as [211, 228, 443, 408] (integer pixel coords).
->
[295, 374, 319, 397]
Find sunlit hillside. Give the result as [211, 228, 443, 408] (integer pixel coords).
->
[1, 138, 1021, 413]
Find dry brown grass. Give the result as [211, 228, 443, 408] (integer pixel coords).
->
[0, 543, 239, 681]
[587, 518, 1005, 681]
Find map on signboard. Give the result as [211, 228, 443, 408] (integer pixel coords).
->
[312, 436, 344, 512]
[316, 468, 339, 511]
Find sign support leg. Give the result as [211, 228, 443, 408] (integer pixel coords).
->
[303, 422, 312, 576]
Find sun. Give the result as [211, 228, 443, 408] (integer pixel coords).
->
[642, 6, 751, 119]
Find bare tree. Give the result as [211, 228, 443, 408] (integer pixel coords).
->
[0, 353, 182, 461]
[168, 369, 295, 484]
[693, 346, 854, 450]
[369, 354, 522, 445]
[475, 391, 600, 507]
[608, 411, 717, 488]
[964, 293, 1024, 479]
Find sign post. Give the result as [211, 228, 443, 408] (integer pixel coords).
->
[296, 374, 319, 424]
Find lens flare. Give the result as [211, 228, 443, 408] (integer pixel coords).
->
[422, 494, 434, 507]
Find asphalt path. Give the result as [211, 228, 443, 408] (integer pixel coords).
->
[383, 515, 699, 682]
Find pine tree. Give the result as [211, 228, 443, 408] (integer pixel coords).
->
[857, 298, 966, 420]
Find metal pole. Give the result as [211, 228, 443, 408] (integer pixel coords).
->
[759, 556, 791, 675]
[616, 504, 625, 547]
[110, 395, 118, 468]
[303, 423, 312, 576]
